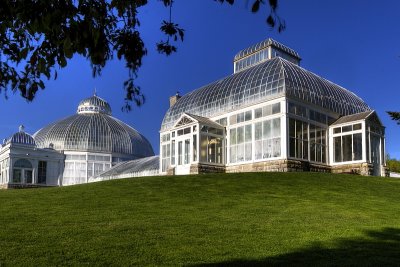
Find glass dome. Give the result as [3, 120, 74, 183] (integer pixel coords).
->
[33, 96, 154, 158]
[161, 57, 371, 131]
[77, 94, 112, 115]
[6, 125, 36, 146]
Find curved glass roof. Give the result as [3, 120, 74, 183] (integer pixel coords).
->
[6, 127, 36, 146]
[77, 94, 112, 115]
[234, 38, 301, 62]
[97, 156, 159, 178]
[161, 57, 370, 131]
[33, 113, 154, 157]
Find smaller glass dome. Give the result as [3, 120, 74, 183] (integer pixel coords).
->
[77, 94, 112, 115]
[6, 125, 36, 146]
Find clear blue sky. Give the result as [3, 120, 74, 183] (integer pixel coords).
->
[1, 0, 400, 158]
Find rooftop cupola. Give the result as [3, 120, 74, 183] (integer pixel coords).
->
[77, 94, 112, 115]
[233, 38, 301, 73]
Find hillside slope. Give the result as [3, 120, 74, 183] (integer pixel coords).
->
[1, 172, 400, 266]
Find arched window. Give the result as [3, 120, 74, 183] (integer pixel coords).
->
[14, 159, 32, 168]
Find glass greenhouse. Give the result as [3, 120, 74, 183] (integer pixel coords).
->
[160, 38, 386, 176]
[0, 94, 155, 188]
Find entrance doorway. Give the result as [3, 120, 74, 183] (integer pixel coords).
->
[175, 138, 191, 175]
[12, 159, 34, 184]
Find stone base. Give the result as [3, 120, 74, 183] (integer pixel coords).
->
[226, 159, 331, 173]
[190, 163, 225, 174]
[165, 160, 386, 177]
[166, 167, 175, 176]
[331, 163, 373, 176]
[1, 183, 55, 189]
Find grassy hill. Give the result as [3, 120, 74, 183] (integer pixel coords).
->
[1, 172, 400, 266]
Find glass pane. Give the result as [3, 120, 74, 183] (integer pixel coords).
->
[334, 136, 342, 162]
[200, 135, 207, 162]
[255, 122, 262, 140]
[342, 135, 352, 161]
[184, 139, 190, 164]
[192, 135, 197, 162]
[255, 108, 262, 119]
[353, 123, 362, 130]
[13, 169, 22, 183]
[289, 119, 295, 138]
[333, 127, 341, 134]
[295, 120, 302, 139]
[272, 138, 281, 157]
[245, 111, 252, 121]
[178, 141, 183, 165]
[171, 140, 175, 165]
[25, 170, 33, 184]
[263, 120, 271, 139]
[272, 103, 280, 114]
[289, 138, 296, 158]
[245, 143, 252, 161]
[353, 133, 362, 160]
[237, 144, 244, 162]
[216, 138, 223, 164]
[208, 138, 216, 163]
[237, 127, 244, 144]
[255, 140, 262, 160]
[272, 118, 280, 137]
[245, 125, 252, 142]
[230, 146, 237, 163]
[230, 129, 237, 145]
[342, 125, 352, 133]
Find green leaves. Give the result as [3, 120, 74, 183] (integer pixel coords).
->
[251, 0, 262, 13]
[0, 0, 285, 109]
[387, 111, 400, 125]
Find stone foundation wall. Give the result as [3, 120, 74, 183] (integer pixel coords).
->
[190, 163, 225, 174]
[331, 163, 373, 176]
[0, 184, 8, 189]
[1, 183, 55, 189]
[226, 159, 331, 173]
[166, 167, 175, 176]
[165, 160, 386, 177]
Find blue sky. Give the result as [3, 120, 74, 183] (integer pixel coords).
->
[1, 0, 400, 158]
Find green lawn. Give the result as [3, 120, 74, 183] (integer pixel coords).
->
[1, 172, 400, 266]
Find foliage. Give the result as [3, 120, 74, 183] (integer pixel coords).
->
[387, 111, 400, 125]
[0, 0, 284, 109]
[386, 154, 400, 172]
[1, 172, 400, 265]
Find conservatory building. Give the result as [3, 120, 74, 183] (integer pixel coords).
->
[160, 38, 386, 176]
[0, 94, 155, 188]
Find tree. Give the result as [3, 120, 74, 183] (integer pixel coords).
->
[0, 0, 284, 109]
[386, 154, 400, 173]
[387, 112, 400, 125]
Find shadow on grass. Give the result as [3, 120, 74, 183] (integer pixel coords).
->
[192, 228, 400, 266]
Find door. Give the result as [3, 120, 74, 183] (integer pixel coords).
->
[371, 135, 381, 176]
[175, 138, 191, 175]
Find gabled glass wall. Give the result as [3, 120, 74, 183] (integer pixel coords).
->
[287, 101, 334, 164]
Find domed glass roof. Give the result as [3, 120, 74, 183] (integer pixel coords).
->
[161, 57, 371, 131]
[33, 96, 154, 158]
[77, 94, 112, 115]
[6, 125, 36, 146]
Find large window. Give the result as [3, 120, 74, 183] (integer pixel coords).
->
[309, 125, 326, 163]
[161, 143, 171, 172]
[230, 124, 252, 163]
[255, 118, 281, 160]
[200, 135, 223, 164]
[289, 118, 308, 159]
[38, 161, 47, 184]
[333, 123, 363, 163]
